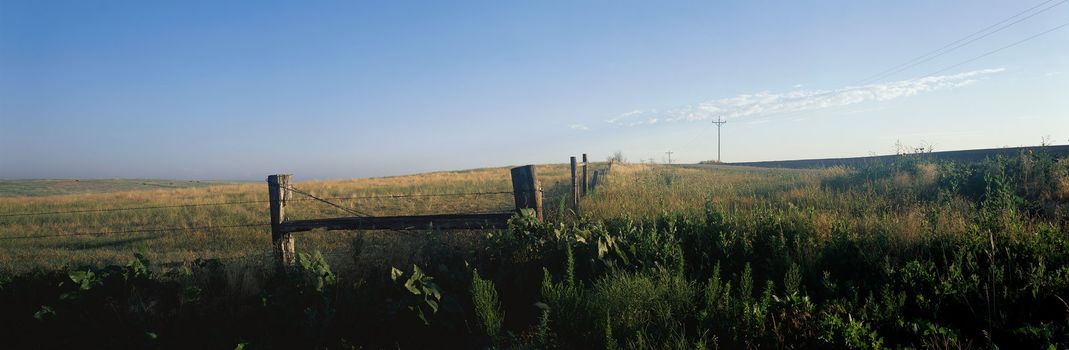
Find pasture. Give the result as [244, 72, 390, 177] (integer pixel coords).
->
[0, 164, 586, 274]
[2, 151, 1069, 349]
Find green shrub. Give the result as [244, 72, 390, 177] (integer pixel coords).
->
[390, 264, 442, 325]
[470, 269, 503, 341]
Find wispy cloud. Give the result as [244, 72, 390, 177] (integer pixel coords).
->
[605, 68, 1004, 126]
[877, 130, 984, 141]
[569, 124, 590, 131]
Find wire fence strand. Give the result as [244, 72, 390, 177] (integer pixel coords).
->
[284, 186, 371, 217]
[0, 190, 518, 218]
[0, 200, 270, 218]
[312, 190, 514, 201]
[0, 222, 271, 241]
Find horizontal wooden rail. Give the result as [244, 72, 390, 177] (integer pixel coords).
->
[278, 212, 514, 233]
[267, 165, 542, 269]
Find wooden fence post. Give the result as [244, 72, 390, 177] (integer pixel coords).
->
[591, 170, 600, 192]
[569, 156, 579, 211]
[510, 165, 543, 221]
[268, 174, 295, 270]
[581, 153, 588, 197]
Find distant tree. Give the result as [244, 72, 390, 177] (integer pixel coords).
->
[607, 151, 626, 164]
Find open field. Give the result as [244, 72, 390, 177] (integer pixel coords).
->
[0, 179, 245, 197]
[0, 164, 593, 274]
[2, 151, 1069, 348]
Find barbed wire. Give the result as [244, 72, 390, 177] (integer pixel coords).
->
[0, 222, 271, 240]
[0, 199, 270, 218]
[0, 185, 541, 224]
[284, 186, 371, 217]
[0, 191, 513, 219]
[313, 190, 513, 201]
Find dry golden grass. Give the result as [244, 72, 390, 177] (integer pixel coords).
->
[0, 161, 980, 275]
[581, 163, 977, 259]
[581, 163, 826, 219]
[0, 164, 579, 274]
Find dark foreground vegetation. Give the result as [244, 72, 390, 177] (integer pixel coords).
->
[2, 150, 1069, 349]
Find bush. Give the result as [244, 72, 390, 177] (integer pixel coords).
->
[471, 269, 503, 341]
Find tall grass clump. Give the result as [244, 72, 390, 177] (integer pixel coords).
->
[470, 269, 503, 342]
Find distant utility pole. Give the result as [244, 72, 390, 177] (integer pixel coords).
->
[665, 151, 674, 164]
[712, 116, 727, 163]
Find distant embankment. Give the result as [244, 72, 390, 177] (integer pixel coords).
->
[729, 145, 1069, 169]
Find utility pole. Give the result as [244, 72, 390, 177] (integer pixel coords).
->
[712, 116, 727, 163]
[665, 151, 674, 164]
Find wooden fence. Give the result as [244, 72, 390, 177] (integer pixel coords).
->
[266, 156, 609, 269]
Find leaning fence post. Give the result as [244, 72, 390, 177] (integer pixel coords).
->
[268, 174, 296, 270]
[581, 153, 588, 197]
[510, 165, 543, 221]
[569, 156, 579, 211]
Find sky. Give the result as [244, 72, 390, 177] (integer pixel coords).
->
[1, 0, 1067, 180]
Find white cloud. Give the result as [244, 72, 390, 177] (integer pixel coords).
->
[569, 124, 590, 131]
[605, 68, 1004, 126]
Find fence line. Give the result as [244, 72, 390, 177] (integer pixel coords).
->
[0, 165, 573, 245]
[0, 199, 271, 218]
[0, 222, 271, 240]
[0, 190, 519, 218]
[315, 190, 514, 201]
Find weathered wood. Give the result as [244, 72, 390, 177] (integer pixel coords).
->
[267, 174, 295, 269]
[510, 165, 543, 221]
[569, 156, 578, 211]
[581, 153, 588, 197]
[591, 170, 600, 192]
[279, 213, 514, 233]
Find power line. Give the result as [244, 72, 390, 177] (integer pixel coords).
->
[0, 222, 271, 240]
[855, 0, 1066, 85]
[925, 21, 1069, 76]
[712, 116, 727, 163]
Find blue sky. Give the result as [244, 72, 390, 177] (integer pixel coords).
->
[1, 1, 1067, 180]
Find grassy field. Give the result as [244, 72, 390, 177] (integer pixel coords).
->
[0, 164, 587, 274]
[2, 152, 1069, 348]
[0, 179, 245, 197]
